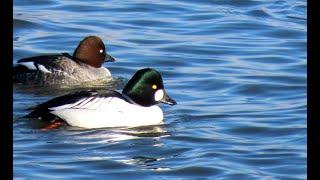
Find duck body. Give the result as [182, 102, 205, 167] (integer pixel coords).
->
[27, 90, 163, 128]
[27, 68, 176, 129]
[14, 53, 111, 85]
[13, 36, 115, 85]
[53, 100, 163, 128]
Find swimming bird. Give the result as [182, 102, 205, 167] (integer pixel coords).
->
[13, 36, 116, 85]
[26, 68, 177, 129]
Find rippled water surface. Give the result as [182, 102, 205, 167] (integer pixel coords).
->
[13, 0, 306, 179]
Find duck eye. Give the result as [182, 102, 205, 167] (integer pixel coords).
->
[152, 84, 157, 90]
[99, 49, 104, 53]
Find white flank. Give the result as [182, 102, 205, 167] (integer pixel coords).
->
[49, 97, 164, 129]
[101, 67, 111, 76]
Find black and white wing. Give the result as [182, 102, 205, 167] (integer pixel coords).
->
[13, 53, 72, 76]
[26, 90, 124, 121]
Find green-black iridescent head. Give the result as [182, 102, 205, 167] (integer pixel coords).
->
[122, 68, 177, 107]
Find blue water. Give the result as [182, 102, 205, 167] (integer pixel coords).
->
[13, 0, 307, 179]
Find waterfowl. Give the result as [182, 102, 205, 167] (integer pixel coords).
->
[13, 36, 116, 85]
[26, 68, 177, 129]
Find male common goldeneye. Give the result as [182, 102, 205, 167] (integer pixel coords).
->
[26, 68, 177, 129]
[13, 36, 116, 85]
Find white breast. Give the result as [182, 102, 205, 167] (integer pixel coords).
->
[101, 67, 111, 76]
[49, 97, 163, 129]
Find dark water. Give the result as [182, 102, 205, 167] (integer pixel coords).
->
[13, 0, 306, 179]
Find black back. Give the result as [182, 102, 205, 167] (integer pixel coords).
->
[26, 90, 125, 121]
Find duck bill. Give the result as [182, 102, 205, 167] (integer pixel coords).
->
[105, 54, 116, 62]
[159, 91, 177, 106]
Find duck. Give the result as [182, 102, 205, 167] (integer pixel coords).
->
[26, 68, 177, 129]
[13, 36, 116, 85]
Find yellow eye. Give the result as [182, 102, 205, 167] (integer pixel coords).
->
[152, 84, 157, 90]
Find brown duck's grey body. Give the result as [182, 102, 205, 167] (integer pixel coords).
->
[13, 55, 111, 85]
[13, 36, 115, 85]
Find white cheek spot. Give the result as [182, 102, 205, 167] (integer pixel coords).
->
[154, 89, 164, 102]
[99, 49, 104, 53]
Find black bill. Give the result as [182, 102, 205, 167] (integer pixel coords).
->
[105, 54, 116, 62]
[159, 91, 177, 106]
